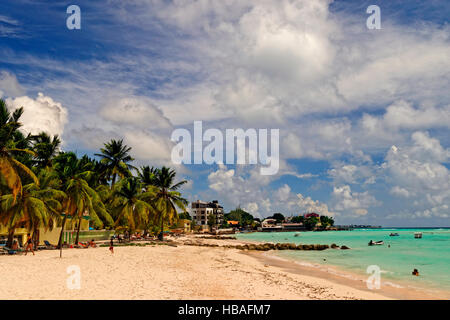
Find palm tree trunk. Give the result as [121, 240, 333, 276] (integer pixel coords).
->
[58, 215, 68, 248]
[160, 215, 164, 240]
[6, 228, 15, 248]
[74, 216, 82, 244]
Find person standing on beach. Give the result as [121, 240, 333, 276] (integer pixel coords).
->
[25, 233, 35, 256]
[109, 236, 114, 254]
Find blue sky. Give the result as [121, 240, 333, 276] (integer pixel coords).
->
[1, 0, 449, 226]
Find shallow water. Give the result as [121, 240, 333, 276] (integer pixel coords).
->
[236, 228, 450, 292]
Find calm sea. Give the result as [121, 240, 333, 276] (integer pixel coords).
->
[236, 228, 450, 292]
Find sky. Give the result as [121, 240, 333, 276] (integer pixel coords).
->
[0, 0, 449, 227]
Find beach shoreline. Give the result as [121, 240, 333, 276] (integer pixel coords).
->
[247, 250, 450, 300]
[0, 235, 447, 300]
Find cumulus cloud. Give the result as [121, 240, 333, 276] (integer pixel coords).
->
[100, 96, 172, 129]
[382, 132, 450, 218]
[332, 185, 379, 216]
[3, 1, 450, 225]
[0, 71, 25, 97]
[6, 93, 68, 137]
[296, 193, 334, 217]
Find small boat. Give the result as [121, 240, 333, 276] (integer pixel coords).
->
[389, 233, 399, 236]
[368, 240, 384, 246]
[414, 232, 422, 239]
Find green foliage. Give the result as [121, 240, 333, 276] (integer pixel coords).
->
[207, 212, 216, 228]
[178, 212, 191, 220]
[304, 216, 319, 230]
[267, 213, 285, 223]
[291, 215, 305, 223]
[319, 215, 334, 228]
[225, 208, 254, 226]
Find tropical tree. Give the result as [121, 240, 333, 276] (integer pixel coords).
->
[319, 215, 334, 228]
[150, 167, 188, 239]
[95, 139, 136, 188]
[137, 165, 158, 188]
[111, 177, 155, 231]
[267, 213, 285, 223]
[31, 132, 61, 169]
[0, 173, 65, 247]
[225, 208, 254, 226]
[304, 216, 319, 230]
[207, 212, 216, 229]
[53, 152, 113, 247]
[291, 215, 305, 224]
[0, 99, 38, 201]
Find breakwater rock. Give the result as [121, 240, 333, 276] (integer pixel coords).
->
[195, 236, 237, 240]
[182, 241, 349, 251]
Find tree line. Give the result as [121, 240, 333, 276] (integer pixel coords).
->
[0, 99, 188, 247]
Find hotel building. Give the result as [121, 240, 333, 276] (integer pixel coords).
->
[191, 200, 224, 226]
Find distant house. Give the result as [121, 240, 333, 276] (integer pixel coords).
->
[260, 218, 283, 232]
[227, 220, 239, 227]
[176, 219, 192, 233]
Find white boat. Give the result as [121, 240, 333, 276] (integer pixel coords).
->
[368, 240, 384, 246]
[414, 232, 422, 239]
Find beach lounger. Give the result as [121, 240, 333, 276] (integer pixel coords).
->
[2, 247, 24, 255]
[43, 240, 58, 250]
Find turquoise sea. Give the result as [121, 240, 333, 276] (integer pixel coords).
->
[236, 228, 450, 293]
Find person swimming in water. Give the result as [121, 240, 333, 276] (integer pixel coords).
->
[412, 268, 419, 276]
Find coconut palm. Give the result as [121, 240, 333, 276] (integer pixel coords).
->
[31, 132, 61, 169]
[111, 177, 156, 232]
[95, 139, 136, 188]
[0, 99, 38, 201]
[0, 172, 65, 247]
[137, 165, 158, 188]
[53, 152, 113, 247]
[150, 167, 188, 240]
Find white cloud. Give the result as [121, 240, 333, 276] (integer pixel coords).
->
[332, 185, 379, 216]
[100, 96, 172, 129]
[6, 93, 68, 138]
[382, 132, 450, 218]
[296, 193, 334, 217]
[0, 71, 25, 97]
[390, 186, 411, 198]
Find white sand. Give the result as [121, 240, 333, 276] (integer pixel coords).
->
[0, 240, 391, 300]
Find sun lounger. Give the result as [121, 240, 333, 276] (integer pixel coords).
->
[43, 240, 58, 250]
[2, 247, 24, 255]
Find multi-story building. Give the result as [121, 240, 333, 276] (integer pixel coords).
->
[191, 200, 224, 227]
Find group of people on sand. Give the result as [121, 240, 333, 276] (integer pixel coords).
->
[78, 239, 97, 248]
[6, 234, 36, 256]
[9, 234, 112, 255]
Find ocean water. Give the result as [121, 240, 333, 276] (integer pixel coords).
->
[236, 228, 450, 292]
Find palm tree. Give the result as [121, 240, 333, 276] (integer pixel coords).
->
[53, 152, 113, 247]
[111, 177, 155, 232]
[0, 174, 65, 247]
[137, 165, 158, 188]
[151, 167, 188, 240]
[31, 132, 61, 168]
[95, 139, 136, 188]
[0, 99, 38, 201]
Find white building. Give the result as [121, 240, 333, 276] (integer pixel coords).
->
[191, 200, 224, 226]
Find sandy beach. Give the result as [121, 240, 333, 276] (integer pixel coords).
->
[0, 236, 445, 300]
